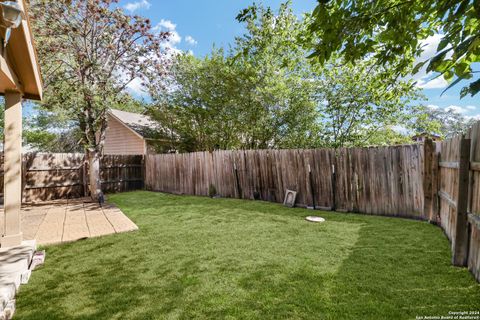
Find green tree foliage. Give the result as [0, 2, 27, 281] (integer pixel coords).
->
[23, 105, 83, 152]
[22, 96, 148, 152]
[413, 106, 478, 138]
[0, 99, 68, 151]
[149, 3, 323, 151]
[314, 58, 422, 147]
[150, 51, 253, 152]
[364, 128, 413, 146]
[234, 3, 323, 149]
[149, 2, 423, 151]
[307, 0, 480, 97]
[30, 0, 169, 198]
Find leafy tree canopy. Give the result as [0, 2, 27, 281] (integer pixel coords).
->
[148, 2, 425, 151]
[412, 106, 478, 138]
[30, 0, 169, 152]
[148, 3, 324, 151]
[313, 57, 423, 148]
[30, 0, 170, 198]
[307, 0, 480, 97]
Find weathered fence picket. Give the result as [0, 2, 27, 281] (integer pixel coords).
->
[0, 123, 479, 282]
[466, 121, 480, 280]
[0, 153, 144, 202]
[145, 133, 480, 282]
[145, 145, 425, 218]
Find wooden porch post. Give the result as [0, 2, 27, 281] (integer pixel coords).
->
[1, 91, 23, 248]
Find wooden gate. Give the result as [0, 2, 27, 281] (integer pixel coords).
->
[436, 136, 471, 266]
[0, 153, 145, 202]
[434, 120, 480, 280]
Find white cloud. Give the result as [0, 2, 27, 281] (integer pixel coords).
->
[427, 104, 440, 111]
[391, 125, 408, 134]
[427, 104, 480, 118]
[445, 105, 468, 114]
[153, 19, 182, 47]
[418, 35, 444, 63]
[185, 35, 198, 46]
[124, 0, 151, 12]
[156, 19, 177, 32]
[126, 77, 147, 97]
[467, 115, 480, 121]
[169, 31, 182, 46]
[413, 34, 452, 90]
[416, 76, 449, 89]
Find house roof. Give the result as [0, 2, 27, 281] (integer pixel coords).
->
[0, 0, 43, 100]
[412, 132, 442, 140]
[108, 109, 161, 139]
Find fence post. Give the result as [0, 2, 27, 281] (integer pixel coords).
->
[331, 150, 337, 211]
[432, 149, 440, 223]
[423, 138, 435, 221]
[452, 137, 471, 266]
[21, 154, 26, 204]
[142, 155, 146, 190]
[82, 156, 89, 198]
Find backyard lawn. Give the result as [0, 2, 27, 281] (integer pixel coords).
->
[16, 191, 480, 320]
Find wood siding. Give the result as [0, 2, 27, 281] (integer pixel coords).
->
[103, 114, 146, 155]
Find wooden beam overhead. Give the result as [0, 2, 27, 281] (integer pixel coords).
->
[0, 0, 43, 100]
[0, 53, 21, 91]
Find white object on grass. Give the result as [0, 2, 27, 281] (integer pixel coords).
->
[306, 216, 326, 223]
[29, 250, 46, 271]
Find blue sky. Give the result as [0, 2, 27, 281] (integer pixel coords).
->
[44, 0, 477, 120]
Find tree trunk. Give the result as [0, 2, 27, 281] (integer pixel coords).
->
[87, 149, 101, 201]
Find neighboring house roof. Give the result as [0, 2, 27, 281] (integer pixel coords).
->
[411, 132, 442, 141]
[108, 109, 161, 140]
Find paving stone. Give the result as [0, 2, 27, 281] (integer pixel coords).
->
[22, 212, 46, 240]
[85, 209, 115, 237]
[62, 203, 89, 242]
[34, 206, 66, 245]
[102, 206, 138, 233]
[3, 201, 138, 246]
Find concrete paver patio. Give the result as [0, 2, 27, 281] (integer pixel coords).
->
[1, 198, 138, 246]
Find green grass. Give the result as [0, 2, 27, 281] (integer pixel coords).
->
[16, 191, 480, 320]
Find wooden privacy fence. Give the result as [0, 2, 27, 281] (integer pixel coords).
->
[0, 153, 144, 202]
[145, 131, 480, 282]
[430, 121, 480, 281]
[100, 155, 145, 194]
[145, 144, 425, 218]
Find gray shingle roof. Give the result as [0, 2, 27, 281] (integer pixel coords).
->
[109, 109, 160, 139]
